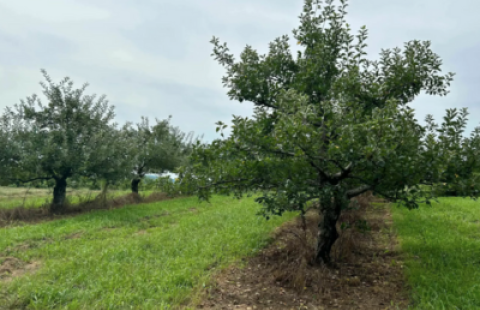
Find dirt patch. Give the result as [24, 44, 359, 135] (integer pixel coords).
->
[189, 208, 199, 213]
[2, 237, 53, 256]
[133, 230, 148, 236]
[189, 192, 409, 310]
[0, 192, 185, 228]
[143, 192, 174, 203]
[0, 206, 50, 226]
[65, 232, 83, 240]
[5, 243, 31, 252]
[0, 257, 41, 283]
[141, 212, 170, 221]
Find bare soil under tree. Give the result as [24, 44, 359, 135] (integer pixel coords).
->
[188, 192, 409, 310]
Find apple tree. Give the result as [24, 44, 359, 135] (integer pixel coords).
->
[168, 0, 480, 264]
[0, 69, 128, 212]
[122, 116, 199, 193]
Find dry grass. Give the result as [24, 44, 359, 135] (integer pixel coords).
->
[0, 257, 41, 283]
[0, 187, 52, 198]
[0, 186, 106, 202]
[0, 191, 179, 227]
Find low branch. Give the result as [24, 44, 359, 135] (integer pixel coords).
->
[346, 185, 371, 199]
[345, 173, 400, 201]
[332, 162, 353, 180]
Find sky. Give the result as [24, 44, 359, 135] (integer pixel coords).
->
[0, 0, 478, 143]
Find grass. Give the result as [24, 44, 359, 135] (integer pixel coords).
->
[1, 194, 296, 309]
[391, 197, 480, 309]
[0, 186, 147, 209]
[6, 187, 479, 309]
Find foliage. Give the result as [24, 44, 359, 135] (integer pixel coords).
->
[166, 0, 480, 263]
[423, 111, 480, 196]
[0, 69, 129, 212]
[122, 116, 201, 193]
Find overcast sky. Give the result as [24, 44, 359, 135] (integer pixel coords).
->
[0, 0, 478, 143]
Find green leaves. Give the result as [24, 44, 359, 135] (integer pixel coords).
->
[0, 70, 134, 209]
[175, 0, 480, 225]
[122, 116, 200, 186]
[0, 70, 120, 184]
[215, 121, 228, 137]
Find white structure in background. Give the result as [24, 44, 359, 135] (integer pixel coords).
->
[144, 172, 179, 181]
[145, 172, 210, 183]
[159, 172, 179, 181]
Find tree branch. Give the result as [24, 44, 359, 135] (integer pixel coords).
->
[346, 185, 371, 199]
[295, 144, 332, 181]
[254, 98, 278, 110]
[332, 162, 353, 180]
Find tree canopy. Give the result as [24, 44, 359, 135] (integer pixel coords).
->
[166, 0, 480, 264]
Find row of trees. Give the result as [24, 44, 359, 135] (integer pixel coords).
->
[0, 70, 200, 213]
[1, 0, 479, 265]
[159, 0, 480, 264]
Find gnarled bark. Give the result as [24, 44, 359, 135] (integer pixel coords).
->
[131, 178, 141, 194]
[315, 196, 343, 265]
[51, 177, 67, 213]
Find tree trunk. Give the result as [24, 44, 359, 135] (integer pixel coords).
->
[316, 197, 343, 265]
[51, 177, 67, 213]
[131, 178, 141, 194]
[98, 180, 110, 208]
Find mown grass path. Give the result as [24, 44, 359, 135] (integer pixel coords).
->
[392, 197, 480, 309]
[1, 195, 295, 309]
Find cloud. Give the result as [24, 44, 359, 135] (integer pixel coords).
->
[0, 0, 478, 142]
[0, 0, 110, 23]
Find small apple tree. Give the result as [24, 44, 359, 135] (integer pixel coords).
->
[122, 116, 199, 193]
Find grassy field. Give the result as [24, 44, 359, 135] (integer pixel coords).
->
[1, 194, 296, 309]
[0, 186, 142, 209]
[4, 187, 480, 309]
[392, 197, 480, 309]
